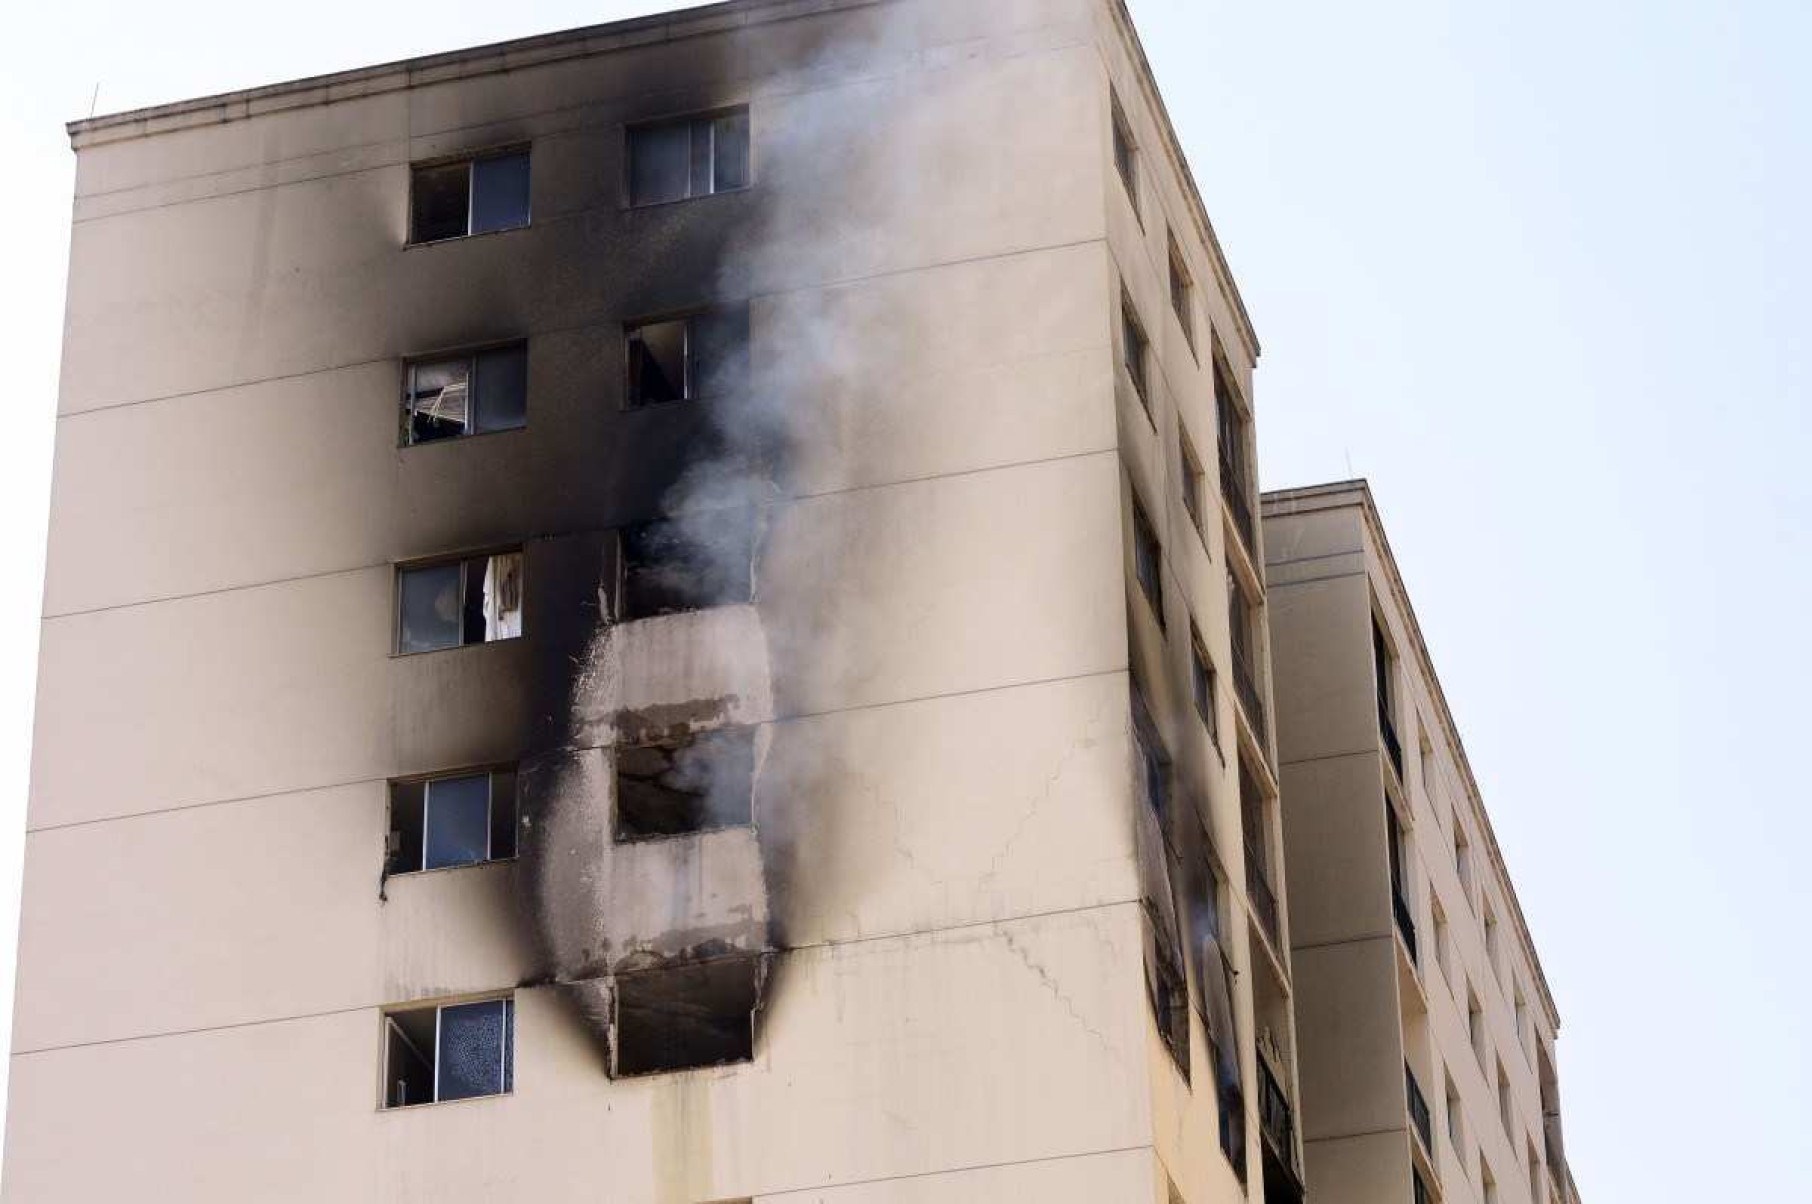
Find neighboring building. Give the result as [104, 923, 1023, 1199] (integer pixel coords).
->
[1262, 481, 1584, 1204]
[7, 2, 1303, 1202]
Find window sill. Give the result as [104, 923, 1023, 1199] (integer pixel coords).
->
[623, 183, 752, 213]
[391, 634, 525, 660]
[385, 857, 517, 880]
[380, 1089, 513, 1114]
[399, 425, 529, 451]
[404, 223, 531, 249]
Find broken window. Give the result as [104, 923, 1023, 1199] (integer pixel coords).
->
[1112, 94, 1139, 217]
[1123, 295, 1152, 417]
[615, 727, 755, 841]
[388, 768, 518, 875]
[402, 343, 528, 444]
[1131, 686, 1170, 820]
[1131, 494, 1164, 625]
[618, 512, 755, 621]
[1169, 233, 1197, 353]
[397, 551, 524, 654]
[628, 108, 751, 207]
[1191, 625, 1220, 749]
[1143, 906, 1190, 1079]
[383, 997, 514, 1108]
[625, 307, 750, 407]
[410, 150, 531, 243]
[614, 956, 759, 1077]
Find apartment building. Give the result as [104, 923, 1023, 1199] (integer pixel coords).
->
[1262, 482, 1583, 1204]
[6, 2, 1304, 1201]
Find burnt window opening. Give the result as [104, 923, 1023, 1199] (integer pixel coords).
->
[410, 150, 531, 244]
[628, 108, 751, 207]
[403, 344, 528, 445]
[1144, 910, 1190, 1080]
[1191, 626, 1221, 751]
[1111, 95, 1139, 218]
[1169, 233, 1197, 354]
[616, 727, 755, 842]
[1123, 295, 1152, 418]
[1131, 494, 1164, 627]
[625, 307, 751, 407]
[383, 997, 514, 1108]
[614, 956, 759, 1077]
[397, 551, 524, 654]
[618, 512, 755, 621]
[388, 769, 518, 875]
[1131, 686, 1171, 820]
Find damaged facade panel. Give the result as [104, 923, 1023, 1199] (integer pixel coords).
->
[612, 954, 765, 1077]
[618, 510, 758, 621]
[615, 725, 756, 841]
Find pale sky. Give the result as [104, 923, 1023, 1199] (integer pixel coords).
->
[0, 0, 1805, 1197]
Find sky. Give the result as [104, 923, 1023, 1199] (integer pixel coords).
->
[0, 0, 1806, 1197]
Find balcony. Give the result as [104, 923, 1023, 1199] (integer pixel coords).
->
[1247, 841, 1282, 955]
[1393, 886, 1419, 964]
[1258, 1054, 1304, 1204]
[1406, 1063, 1432, 1153]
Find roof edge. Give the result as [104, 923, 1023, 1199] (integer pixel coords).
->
[1262, 478, 1565, 1030]
[67, 0, 879, 148]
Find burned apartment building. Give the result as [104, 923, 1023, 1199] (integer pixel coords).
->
[5, 1, 1305, 1201]
[1263, 482, 1585, 1204]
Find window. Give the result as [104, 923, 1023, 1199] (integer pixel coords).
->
[1131, 495, 1164, 625]
[625, 307, 751, 407]
[1433, 901, 1453, 990]
[1180, 429, 1208, 542]
[402, 344, 528, 444]
[1528, 1138, 1543, 1203]
[1169, 233, 1196, 353]
[383, 997, 514, 1107]
[1515, 990, 1533, 1062]
[410, 150, 531, 244]
[1143, 906, 1189, 1079]
[1482, 1164, 1499, 1204]
[1455, 824, 1474, 906]
[1122, 296, 1152, 418]
[628, 108, 751, 207]
[1111, 95, 1139, 216]
[397, 551, 523, 654]
[614, 956, 759, 1076]
[1468, 988, 1487, 1072]
[388, 769, 518, 875]
[618, 511, 756, 621]
[1485, 904, 1504, 986]
[1190, 625, 1220, 749]
[1497, 1059, 1515, 1134]
[616, 726, 756, 841]
[1131, 686, 1170, 819]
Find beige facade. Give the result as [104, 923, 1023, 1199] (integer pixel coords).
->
[8, 2, 1302, 1202]
[1263, 482, 1583, 1204]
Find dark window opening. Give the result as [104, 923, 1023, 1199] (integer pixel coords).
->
[615, 727, 756, 841]
[383, 997, 514, 1108]
[614, 956, 759, 1077]
[1112, 96, 1139, 215]
[1191, 627, 1220, 749]
[628, 108, 751, 207]
[403, 344, 528, 444]
[1144, 912, 1190, 1080]
[625, 307, 750, 407]
[409, 150, 530, 244]
[1169, 234, 1196, 353]
[388, 769, 518, 875]
[1131, 687, 1170, 820]
[1181, 431, 1207, 540]
[618, 512, 755, 621]
[1123, 297, 1151, 416]
[1132, 496, 1163, 625]
[397, 551, 523, 654]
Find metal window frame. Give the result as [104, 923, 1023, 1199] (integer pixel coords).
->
[401, 340, 530, 446]
[382, 995, 514, 1109]
[393, 548, 525, 655]
[407, 145, 532, 245]
[623, 105, 754, 209]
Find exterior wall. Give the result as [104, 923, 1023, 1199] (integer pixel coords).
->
[10, 2, 1286, 1203]
[1264, 483, 1582, 1204]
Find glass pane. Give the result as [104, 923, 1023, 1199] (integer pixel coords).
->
[436, 1000, 509, 1101]
[387, 780, 426, 875]
[712, 109, 751, 192]
[626, 319, 689, 405]
[629, 122, 692, 206]
[411, 161, 470, 243]
[406, 357, 470, 444]
[473, 345, 528, 432]
[489, 769, 518, 860]
[398, 562, 463, 653]
[690, 118, 715, 197]
[470, 152, 531, 234]
[424, 774, 492, 870]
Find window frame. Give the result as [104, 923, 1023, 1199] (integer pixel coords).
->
[1190, 624, 1221, 754]
[381, 995, 515, 1109]
[394, 548, 526, 656]
[1180, 426, 1209, 547]
[387, 766, 520, 876]
[1111, 93, 1140, 222]
[1122, 293, 1153, 422]
[624, 106, 754, 209]
[400, 340, 529, 446]
[1168, 232, 1197, 355]
[1130, 492, 1164, 628]
[407, 146, 532, 246]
